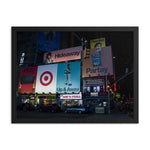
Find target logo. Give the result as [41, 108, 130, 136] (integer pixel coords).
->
[40, 71, 53, 86]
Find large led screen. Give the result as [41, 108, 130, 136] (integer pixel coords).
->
[36, 32, 60, 52]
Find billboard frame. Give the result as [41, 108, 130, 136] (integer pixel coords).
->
[12, 27, 138, 123]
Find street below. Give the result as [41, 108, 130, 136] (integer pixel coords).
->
[16, 111, 133, 122]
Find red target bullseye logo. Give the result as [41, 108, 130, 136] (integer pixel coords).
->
[40, 71, 53, 86]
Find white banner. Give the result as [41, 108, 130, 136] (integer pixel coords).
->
[35, 64, 58, 93]
[60, 93, 82, 99]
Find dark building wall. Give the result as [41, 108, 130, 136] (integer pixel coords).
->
[60, 32, 70, 49]
[16, 32, 39, 89]
[17, 32, 38, 66]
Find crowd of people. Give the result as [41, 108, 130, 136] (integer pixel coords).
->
[110, 99, 133, 116]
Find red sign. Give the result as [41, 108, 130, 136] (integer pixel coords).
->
[40, 71, 53, 86]
[18, 66, 38, 94]
[60, 94, 82, 99]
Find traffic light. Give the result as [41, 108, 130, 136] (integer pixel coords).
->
[114, 83, 116, 92]
[84, 48, 90, 59]
[116, 93, 120, 98]
[107, 85, 110, 89]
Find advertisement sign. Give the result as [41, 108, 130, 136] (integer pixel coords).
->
[43, 46, 82, 64]
[90, 92, 98, 97]
[60, 93, 82, 99]
[35, 64, 58, 93]
[82, 46, 113, 77]
[56, 61, 81, 93]
[37, 32, 60, 52]
[90, 38, 106, 49]
[18, 66, 38, 94]
[85, 79, 104, 85]
[37, 94, 56, 99]
[95, 107, 105, 113]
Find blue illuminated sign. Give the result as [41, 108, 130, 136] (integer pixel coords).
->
[36, 32, 60, 52]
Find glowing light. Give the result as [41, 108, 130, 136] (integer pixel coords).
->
[114, 83, 116, 92]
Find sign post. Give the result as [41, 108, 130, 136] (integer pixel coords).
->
[107, 80, 110, 114]
[108, 89, 110, 114]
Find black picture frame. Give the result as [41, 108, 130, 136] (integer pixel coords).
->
[12, 27, 138, 123]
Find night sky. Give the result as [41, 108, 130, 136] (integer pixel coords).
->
[104, 32, 134, 96]
[73, 31, 133, 78]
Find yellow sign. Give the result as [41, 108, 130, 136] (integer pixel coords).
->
[35, 94, 56, 101]
[90, 38, 106, 49]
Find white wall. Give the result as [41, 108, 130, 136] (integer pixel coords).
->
[0, 1, 149, 150]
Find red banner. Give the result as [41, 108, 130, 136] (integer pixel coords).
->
[18, 66, 38, 94]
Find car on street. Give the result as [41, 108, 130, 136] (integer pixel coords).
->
[64, 106, 87, 114]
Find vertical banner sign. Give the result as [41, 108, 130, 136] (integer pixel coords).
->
[90, 38, 106, 49]
[18, 66, 38, 94]
[35, 64, 58, 93]
[37, 32, 60, 52]
[56, 61, 81, 94]
[82, 46, 113, 77]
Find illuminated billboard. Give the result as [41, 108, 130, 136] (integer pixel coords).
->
[36, 32, 60, 52]
[56, 61, 81, 93]
[18, 66, 38, 94]
[43, 46, 82, 64]
[35, 64, 58, 94]
[18, 62, 81, 94]
[82, 46, 113, 77]
[90, 37, 106, 49]
[60, 93, 82, 99]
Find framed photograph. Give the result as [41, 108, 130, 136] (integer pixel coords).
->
[12, 27, 138, 123]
